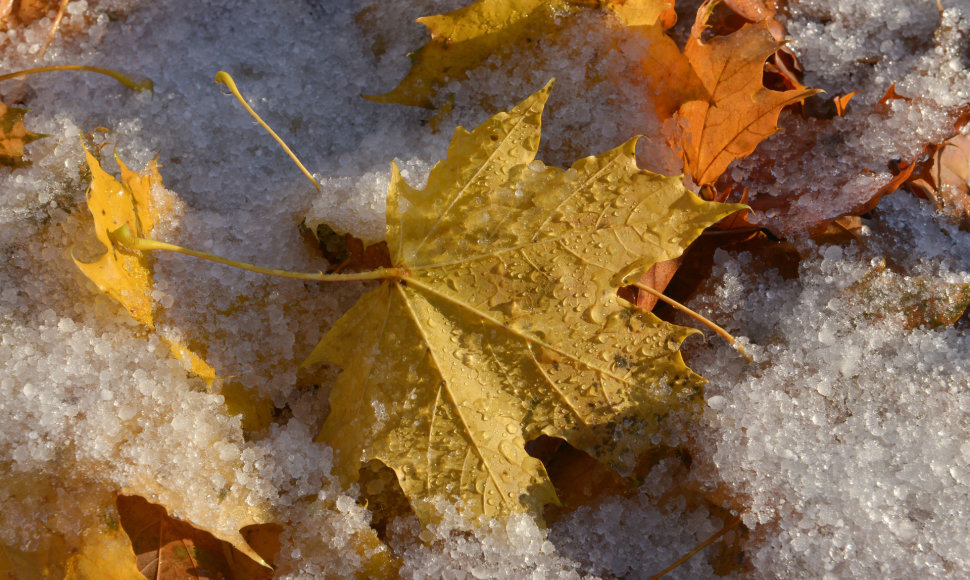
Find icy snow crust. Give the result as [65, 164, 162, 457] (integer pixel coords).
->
[687, 195, 970, 577]
[2, 0, 970, 577]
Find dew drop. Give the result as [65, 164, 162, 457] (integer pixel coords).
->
[498, 440, 519, 463]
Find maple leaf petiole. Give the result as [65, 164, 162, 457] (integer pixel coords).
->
[214, 71, 322, 192]
[110, 224, 402, 283]
[635, 282, 749, 360]
[0, 65, 153, 92]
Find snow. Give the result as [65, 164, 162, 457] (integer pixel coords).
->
[1, 0, 970, 577]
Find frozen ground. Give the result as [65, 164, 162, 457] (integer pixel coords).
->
[2, 0, 970, 577]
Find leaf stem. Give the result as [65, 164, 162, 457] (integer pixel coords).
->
[110, 224, 401, 283]
[635, 283, 749, 360]
[214, 71, 322, 192]
[0, 65, 153, 92]
[647, 514, 742, 580]
[38, 0, 71, 58]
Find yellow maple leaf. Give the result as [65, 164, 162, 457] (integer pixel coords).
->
[70, 145, 272, 565]
[0, 101, 46, 168]
[71, 143, 399, 576]
[675, 0, 820, 186]
[72, 145, 287, 432]
[307, 81, 745, 523]
[365, 0, 679, 110]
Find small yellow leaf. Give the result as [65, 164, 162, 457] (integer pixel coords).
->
[71, 145, 284, 566]
[310, 81, 744, 524]
[73, 145, 258, 411]
[73, 144, 160, 327]
[0, 101, 46, 168]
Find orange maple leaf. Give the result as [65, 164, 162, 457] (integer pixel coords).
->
[674, 0, 819, 186]
[0, 101, 45, 168]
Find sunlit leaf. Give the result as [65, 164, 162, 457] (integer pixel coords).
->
[309, 81, 744, 524]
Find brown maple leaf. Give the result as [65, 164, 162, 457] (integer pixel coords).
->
[907, 133, 970, 227]
[849, 259, 970, 329]
[117, 495, 276, 580]
[704, 80, 932, 238]
[673, 0, 820, 187]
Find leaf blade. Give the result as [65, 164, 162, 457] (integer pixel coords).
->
[315, 84, 745, 523]
[676, 0, 820, 186]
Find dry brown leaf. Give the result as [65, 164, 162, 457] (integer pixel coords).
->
[849, 259, 970, 329]
[834, 91, 860, 117]
[540, 439, 636, 522]
[310, 222, 392, 273]
[707, 88, 919, 238]
[0, 0, 72, 56]
[935, 134, 970, 193]
[875, 83, 911, 114]
[906, 133, 970, 226]
[734, 157, 915, 238]
[722, 0, 773, 25]
[117, 495, 274, 580]
[0, 0, 58, 27]
[633, 256, 683, 311]
[843, 161, 916, 217]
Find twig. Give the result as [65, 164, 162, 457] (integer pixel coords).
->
[648, 515, 743, 580]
